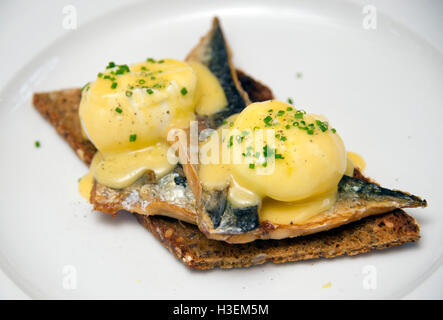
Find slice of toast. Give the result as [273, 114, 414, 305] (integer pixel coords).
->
[33, 75, 420, 269]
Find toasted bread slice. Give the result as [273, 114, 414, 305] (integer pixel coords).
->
[33, 80, 420, 269]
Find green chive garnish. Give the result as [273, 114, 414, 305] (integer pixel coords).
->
[115, 107, 123, 113]
[147, 88, 154, 94]
[106, 61, 116, 69]
[35, 141, 40, 148]
[111, 82, 117, 89]
[249, 163, 255, 169]
[129, 134, 137, 142]
[181, 87, 188, 96]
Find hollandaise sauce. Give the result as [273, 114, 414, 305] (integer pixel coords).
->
[79, 58, 227, 191]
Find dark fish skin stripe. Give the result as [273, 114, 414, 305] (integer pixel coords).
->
[232, 206, 260, 232]
[204, 22, 248, 127]
[202, 189, 260, 233]
[338, 175, 427, 206]
[203, 189, 228, 228]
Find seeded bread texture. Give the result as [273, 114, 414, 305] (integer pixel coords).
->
[32, 72, 420, 270]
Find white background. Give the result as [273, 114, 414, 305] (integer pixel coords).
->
[0, 0, 442, 299]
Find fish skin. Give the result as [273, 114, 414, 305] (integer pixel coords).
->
[338, 175, 427, 207]
[186, 18, 251, 127]
[200, 175, 427, 236]
[202, 188, 259, 232]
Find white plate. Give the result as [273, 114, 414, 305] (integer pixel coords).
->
[0, 0, 442, 299]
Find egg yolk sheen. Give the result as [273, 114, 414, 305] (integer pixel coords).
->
[79, 58, 227, 189]
[231, 100, 347, 202]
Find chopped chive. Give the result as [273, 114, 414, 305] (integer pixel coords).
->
[129, 134, 137, 142]
[97, 72, 103, 78]
[106, 61, 116, 69]
[138, 79, 145, 85]
[35, 141, 40, 148]
[294, 111, 303, 119]
[228, 136, 234, 148]
[277, 110, 285, 116]
[125, 91, 132, 97]
[146, 88, 154, 94]
[111, 82, 117, 89]
[115, 107, 123, 113]
[147, 58, 155, 63]
[229, 122, 234, 127]
[264, 115, 272, 124]
[262, 162, 268, 168]
[331, 128, 337, 133]
[141, 66, 147, 71]
[288, 98, 293, 105]
[287, 107, 293, 111]
[280, 136, 287, 141]
[268, 109, 273, 112]
[285, 124, 291, 129]
[181, 87, 188, 96]
[158, 59, 165, 64]
[222, 120, 227, 125]
[249, 163, 255, 169]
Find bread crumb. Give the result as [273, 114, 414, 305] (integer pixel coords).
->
[165, 228, 174, 238]
[322, 281, 332, 288]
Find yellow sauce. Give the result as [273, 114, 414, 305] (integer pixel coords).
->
[347, 151, 366, 171]
[78, 172, 94, 200]
[260, 189, 337, 224]
[90, 142, 174, 189]
[188, 61, 228, 115]
[79, 58, 226, 191]
[230, 101, 346, 202]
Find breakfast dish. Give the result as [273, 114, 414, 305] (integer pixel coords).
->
[33, 18, 426, 269]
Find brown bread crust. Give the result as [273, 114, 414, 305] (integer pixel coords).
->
[32, 72, 420, 270]
[137, 210, 419, 270]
